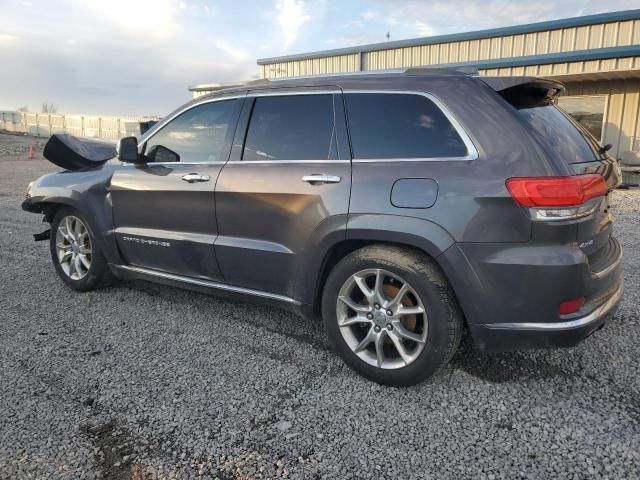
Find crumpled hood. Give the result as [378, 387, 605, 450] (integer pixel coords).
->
[43, 134, 117, 170]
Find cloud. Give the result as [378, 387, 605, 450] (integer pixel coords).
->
[0, 0, 258, 115]
[0, 34, 19, 44]
[371, 0, 640, 37]
[71, 0, 176, 39]
[325, 35, 370, 47]
[415, 21, 433, 36]
[275, 0, 312, 48]
[212, 40, 251, 62]
[361, 9, 379, 21]
[2, 0, 639, 117]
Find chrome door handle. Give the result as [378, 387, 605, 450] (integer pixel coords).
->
[302, 174, 341, 185]
[182, 173, 210, 183]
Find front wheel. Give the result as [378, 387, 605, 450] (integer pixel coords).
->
[322, 246, 463, 387]
[50, 208, 111, 291]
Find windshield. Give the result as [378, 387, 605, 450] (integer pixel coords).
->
[516, 105, 600, 164]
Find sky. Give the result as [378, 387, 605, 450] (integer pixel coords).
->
[0, 0, 638, 116]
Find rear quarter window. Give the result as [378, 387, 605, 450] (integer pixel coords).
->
[344, 93, 470, 160]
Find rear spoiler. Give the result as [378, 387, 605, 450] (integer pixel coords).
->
[481, 77, 565, 109]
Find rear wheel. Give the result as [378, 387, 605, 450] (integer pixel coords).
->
[50, 208, 111, 291]
[322, 245, 463, 387]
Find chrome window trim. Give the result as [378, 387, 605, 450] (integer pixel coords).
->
[342, 90, 479, 162]
[128, 94, 246, 167]
[247, 89, 340, 97]
[241, 89, 341, 163]
[116, 265, 300, 305]
[129, 89, 479, 166]
[226, 160, 350, 164]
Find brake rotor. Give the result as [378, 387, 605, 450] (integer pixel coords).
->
[383, 283, 418, 331]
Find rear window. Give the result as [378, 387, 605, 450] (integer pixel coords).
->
[344, 93, 469, 160]
[515, 105, 599, 164]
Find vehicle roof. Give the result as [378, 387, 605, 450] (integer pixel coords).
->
[190, 68, 482, 103]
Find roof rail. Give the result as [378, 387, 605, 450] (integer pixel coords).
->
[255, 67, 478, 83]
[190, 67, 478, 92]
[246, 78, 271, 86]
[404, 66, 479, 76]
[188, 78, 269, 92]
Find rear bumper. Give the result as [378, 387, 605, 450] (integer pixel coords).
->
[438, 237, 624, 353]
[468, 280, 623, 352]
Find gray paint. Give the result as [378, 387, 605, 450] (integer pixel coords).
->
[390, 179, 438, 209]
[23, 71, 624, 352]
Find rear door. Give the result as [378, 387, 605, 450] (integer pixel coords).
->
[110, 96, 242, 280]
[214, 89, 351, 297]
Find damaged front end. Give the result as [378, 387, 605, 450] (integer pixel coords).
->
[43, 133, 116, 170]
[22, 133, 118, 242]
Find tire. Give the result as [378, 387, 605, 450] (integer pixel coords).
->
[49, 208, 111, 292]
[321, 245, 463, 387]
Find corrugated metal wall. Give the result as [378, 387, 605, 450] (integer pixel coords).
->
[563, 79, 640, 164]
[260, 19, 640, 78]
[260, 53, 359, 79]
[365, 20, 640, 70]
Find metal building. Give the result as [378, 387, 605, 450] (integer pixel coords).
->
[252, 9, 640, 167]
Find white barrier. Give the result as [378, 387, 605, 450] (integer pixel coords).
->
[0, 111, 160, 139]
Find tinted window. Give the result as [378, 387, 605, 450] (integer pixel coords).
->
[243, 95, 336, 161]
[345, 93, 468, 159]
[557, 95, 605, 142]
[516, 105, 599, 164]
[144, 99, 238, 163]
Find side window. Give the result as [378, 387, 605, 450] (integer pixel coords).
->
[144, 99, 239, 163]
[345, 93, 469, 159]
[243, 94, 336, 161]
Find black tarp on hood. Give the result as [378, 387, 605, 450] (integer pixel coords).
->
[43, 134, 117, 170]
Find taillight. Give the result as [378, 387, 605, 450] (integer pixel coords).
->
[506, 174, 608, 221]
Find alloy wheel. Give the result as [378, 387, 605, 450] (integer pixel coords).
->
[55, 216, 92, 281]
[336, 268, 428, 369]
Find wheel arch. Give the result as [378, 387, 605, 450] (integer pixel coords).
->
[302, 214, 464, 319]
[29, 195, 120, 265]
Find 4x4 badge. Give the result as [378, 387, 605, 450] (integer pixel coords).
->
[579, 239, 594, 249]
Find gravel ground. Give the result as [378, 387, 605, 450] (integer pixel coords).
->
[1, 133, 639, 479]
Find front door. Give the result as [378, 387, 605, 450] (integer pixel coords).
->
[110, 96, 242, 280]
[214, 90, 351, 297]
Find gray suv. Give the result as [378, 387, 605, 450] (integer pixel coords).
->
[23, 68, 623, 386]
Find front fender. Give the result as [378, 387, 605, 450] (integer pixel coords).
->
[23, 166, 121, 264]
